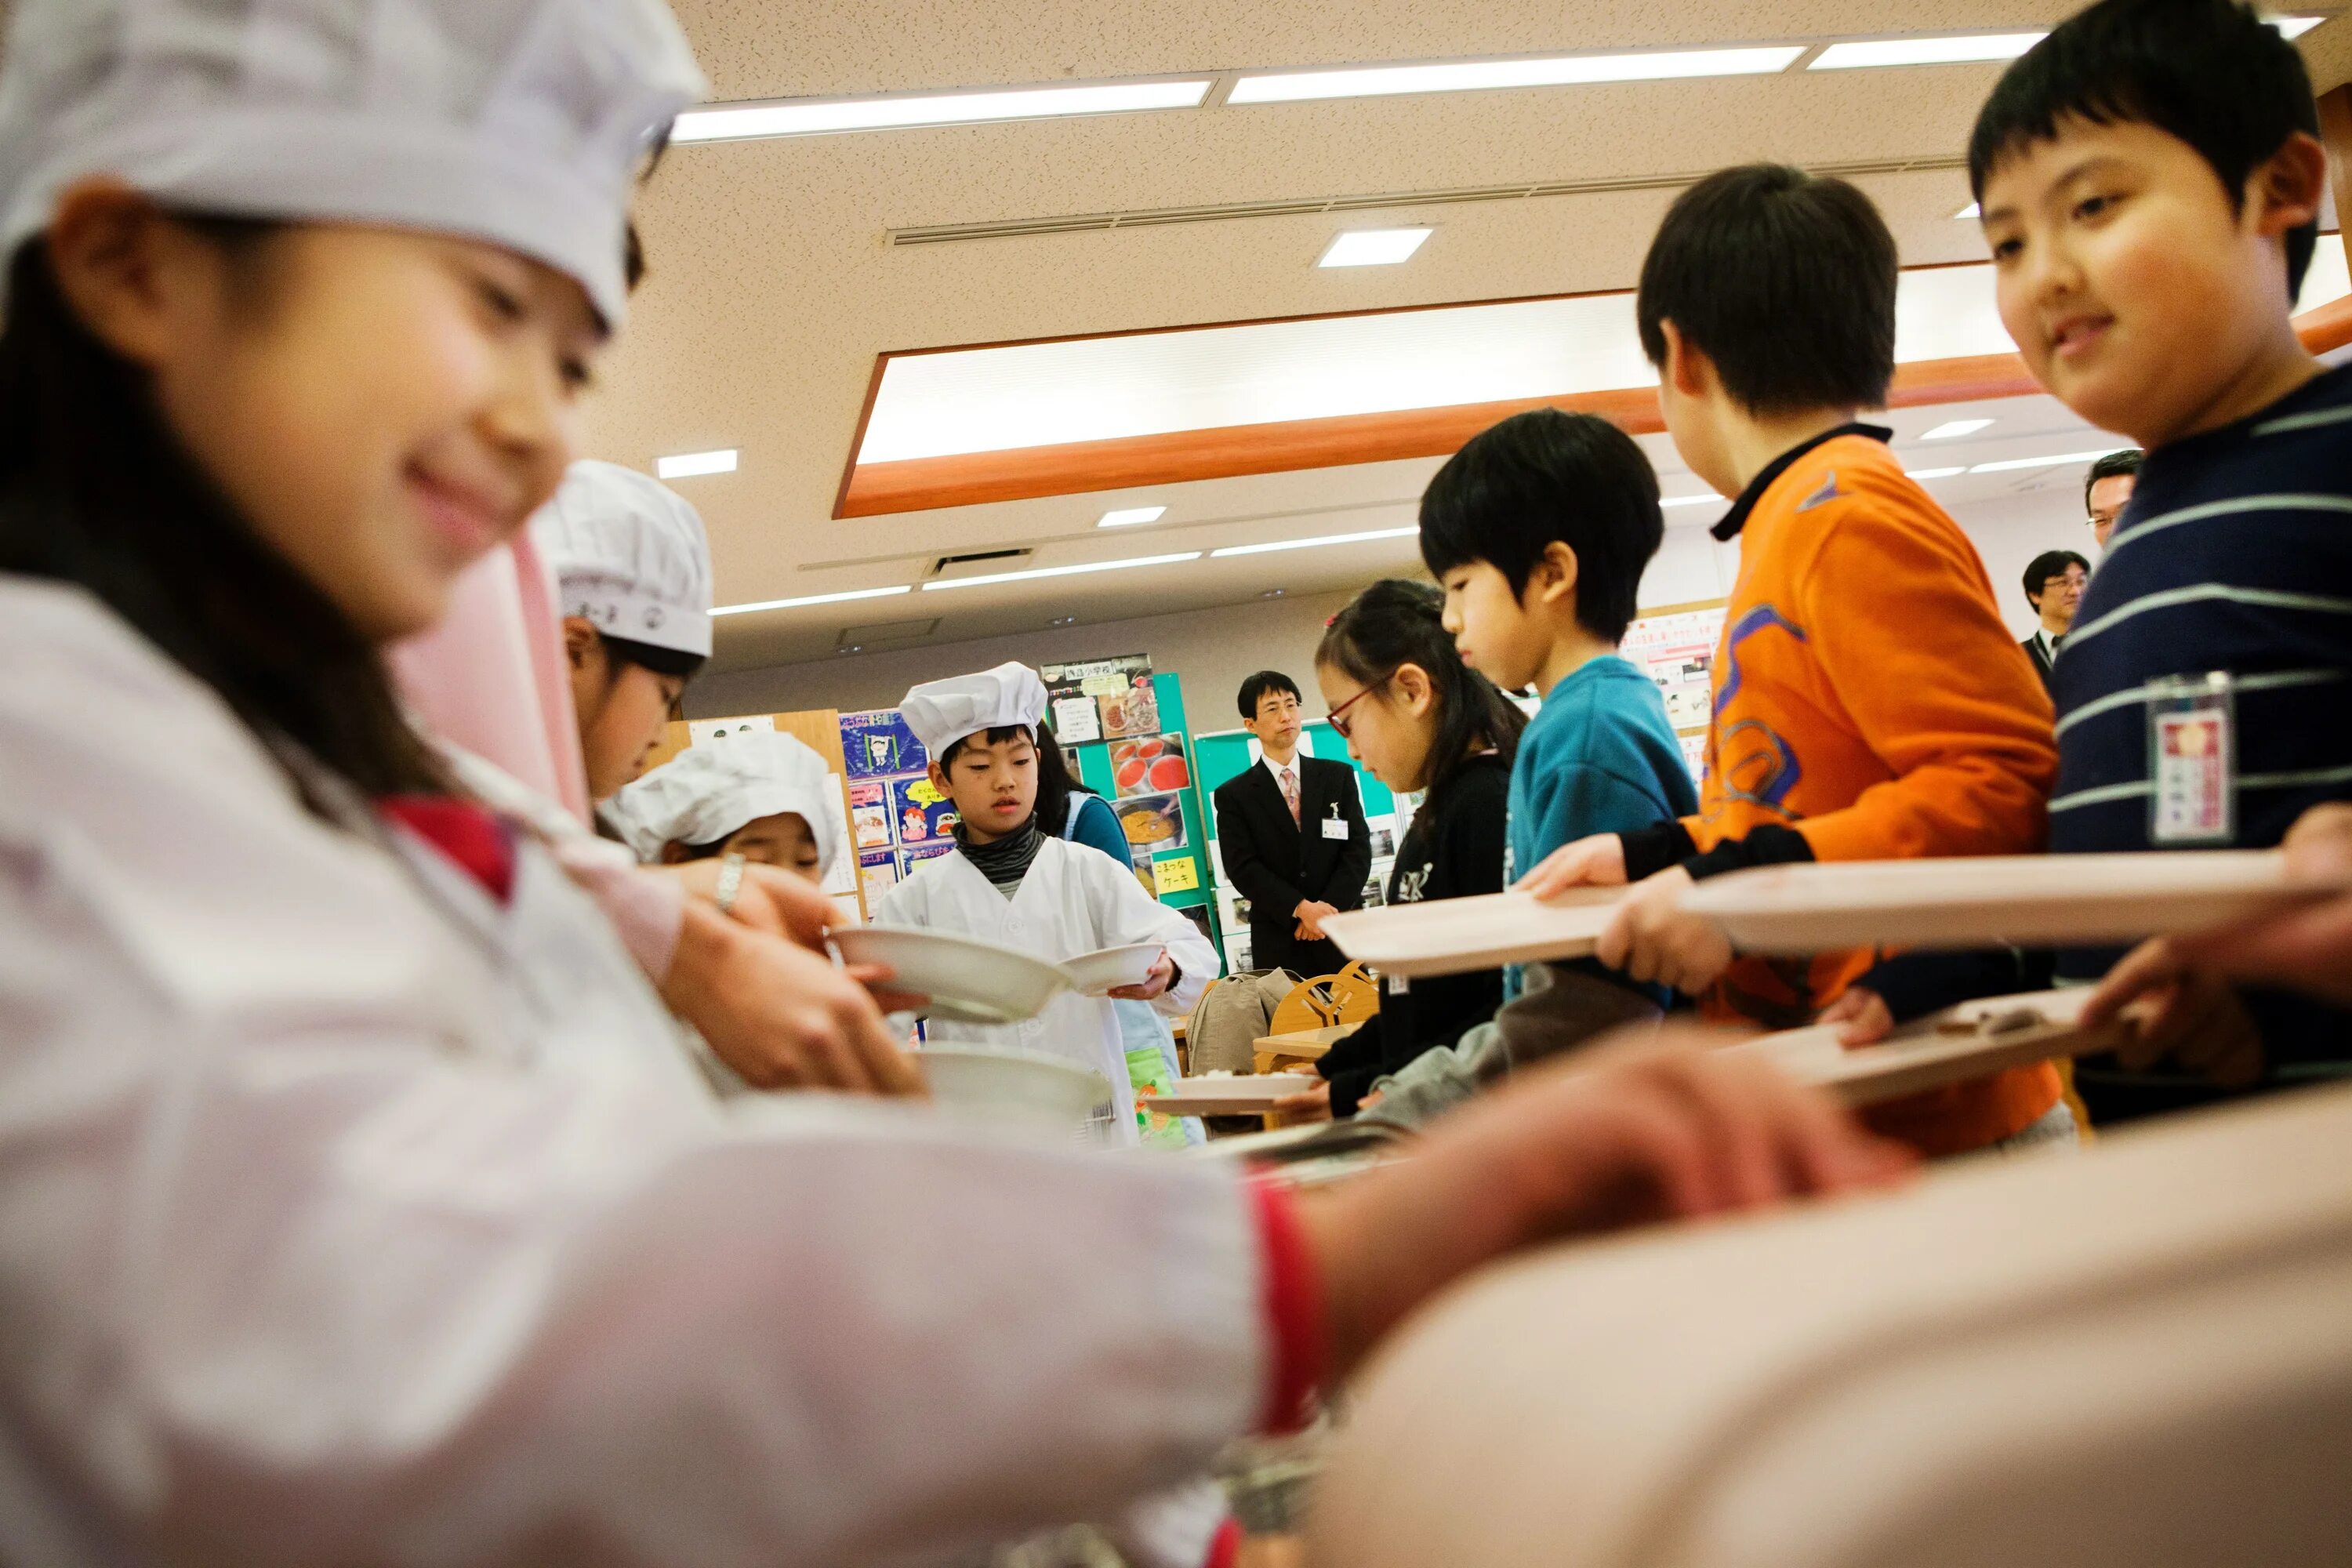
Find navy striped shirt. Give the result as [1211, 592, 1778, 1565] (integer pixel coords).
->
[2051, 361, 2352, 1112]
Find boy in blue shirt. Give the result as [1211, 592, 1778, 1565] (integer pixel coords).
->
[1419, 408, 1698, 895]
[1962, 0, 2350, 1123]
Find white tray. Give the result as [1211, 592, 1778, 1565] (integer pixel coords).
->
[1726, 988, 2116, 1107]
[831, 926, 1071, 1025]
[1157, 1073, 1317, 1116]
[1322, 887, 1625, 978]
[1680, 850, 2350, 956]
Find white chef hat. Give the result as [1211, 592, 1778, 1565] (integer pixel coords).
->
[531, 459, 713, 658]
[900, 662, 1049, 759]
[608, 730, 844, 877]
[0, 0, 703, 327]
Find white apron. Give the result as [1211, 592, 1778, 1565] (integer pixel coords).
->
[0, 577, 1263, 1568]
[875, 837, 1214, 1147]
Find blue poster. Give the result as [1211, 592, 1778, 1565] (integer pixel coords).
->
[839, 710, 927, 781]
[889, 772, 960, 848]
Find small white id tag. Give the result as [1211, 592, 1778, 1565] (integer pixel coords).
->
[1322, 816, 1349, 840]
[2147, 672, 2234, 845]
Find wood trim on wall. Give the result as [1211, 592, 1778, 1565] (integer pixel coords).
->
[836, 304, 2350, 519]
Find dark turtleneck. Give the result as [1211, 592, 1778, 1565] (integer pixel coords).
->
[953, 815, 1043, 898]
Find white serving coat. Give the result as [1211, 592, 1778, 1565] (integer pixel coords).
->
[0, 579, 1264, 1567]
[873, 838, 1215, 1145]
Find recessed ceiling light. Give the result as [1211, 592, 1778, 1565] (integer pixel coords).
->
[1921, 418, 1994, 441]
[1319, 228, 1433, 268]
[1809, 32, 2047, 69]
[1661, 494, 1723, 509]
[1905, 466, 1968, 480]
[2270, 16, 2325, 38]
[672, 78, 1213, 143]
[711, 584, 912, 616]
[655, 448, 738, 479]
[1210, 524, 1419, 558]
[1969, 448, 2117, 474]
[1098, 505, 1168, 528]
[1954, 201, 1981, 220]
[920, 552, 1203, 590]
[1230, 45, 1806, 104]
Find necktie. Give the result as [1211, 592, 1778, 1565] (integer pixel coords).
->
[1280, 765, 1300, 826]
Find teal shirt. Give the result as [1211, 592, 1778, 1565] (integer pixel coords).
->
[1509, 654, 1697, 884]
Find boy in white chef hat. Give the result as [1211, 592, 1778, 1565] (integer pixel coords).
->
[611, 728, 847, 884]
[531, 459, 714, 802]
[876, 662, 1218, 1145]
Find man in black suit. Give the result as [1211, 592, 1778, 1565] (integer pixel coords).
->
[1211, 670, 1372, 978]
[2020, 549, 2089, 696]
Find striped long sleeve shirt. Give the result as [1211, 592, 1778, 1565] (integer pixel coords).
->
[2050, 361, 2352, 1120]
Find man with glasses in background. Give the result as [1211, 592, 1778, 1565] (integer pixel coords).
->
[2020, 550, 2092, 696]
[2085, 448, 2143, 551]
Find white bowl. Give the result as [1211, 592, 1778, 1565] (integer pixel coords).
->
[1062, 942, 1164, 997]
[917, 1047, 1113, 1134]
[833, 925, 1072, 1025]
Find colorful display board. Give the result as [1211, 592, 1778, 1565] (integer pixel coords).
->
[1621, 600, 1726, 786]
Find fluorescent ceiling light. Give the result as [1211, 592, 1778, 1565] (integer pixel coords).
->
[1098, 505, 1168, 528]
[1809, 32, 2046, 69]
[1661, 494, 1723, 509]
[1955, 201, 1981, 220]
[1921, 418, 1994, 441]
[712, 585, 912, 616]
[1905, 466, 1967, 480]
[1229, 45, 1806, 104]
[1319, 228, 1432, 268]
[1210, 525, 1419, 558]
[920, 551, 1202, 590]
[1969, 448, 2116, 474]
[655, 448, 738, 479]
[2270, 16, 2325, 38]
[673, 78, 1211, 143]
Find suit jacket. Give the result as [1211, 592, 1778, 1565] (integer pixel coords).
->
[1212, 753, 1372, 976]
[2021, 633, 2059, 696]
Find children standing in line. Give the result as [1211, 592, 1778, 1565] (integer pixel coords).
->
[1279, 579, 1527, 1119]
[1522, 165, 2069, 1159]
[1967, 0, 2352, 1122]
[874, 662, 1218, 1144]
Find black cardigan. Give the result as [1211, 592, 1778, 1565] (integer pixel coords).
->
[1316, 753, 1511, 1116]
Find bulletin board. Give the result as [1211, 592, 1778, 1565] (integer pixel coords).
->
[1060, 670, 1222, 964]
[1621, 597, 1727, 786]
[648, 709, 870, 921]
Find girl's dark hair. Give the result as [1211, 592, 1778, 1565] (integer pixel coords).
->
[1316, 579, 1527, 816]
[0, 230, 444, 803]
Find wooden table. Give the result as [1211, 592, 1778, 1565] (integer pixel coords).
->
[1253, 1022, 1359, 1075]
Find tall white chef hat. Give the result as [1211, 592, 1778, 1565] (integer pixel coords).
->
[0, 0, 703, 327]
[608, 729, 844, 877]
[530, 459, 713, 659]
[900, 662, 1049, 759]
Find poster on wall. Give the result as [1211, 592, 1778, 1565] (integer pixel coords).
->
[848, 779, 895, 851]
[902, 840, 953, 869]
[890, 772, 959, 847]
[857, 850, 899, 911]
[1621, 607, 1725, 734]
[839, 710, 927, 781]
[1041, 655, 1158, 741]
[1110, 734, 1190, 799]
[1117, 791, 1187, 854]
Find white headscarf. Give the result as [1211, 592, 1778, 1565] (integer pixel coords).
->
[898, 662, 1049, 758]
[0, 0, 704, 326]
[609, 730, 844, 877]
[530, 461, 715, 659]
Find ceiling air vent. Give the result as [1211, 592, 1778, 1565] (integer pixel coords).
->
[835, 617, 939, 650]
[928, 546, 1033, 580]
[888, 154, 1965, 246]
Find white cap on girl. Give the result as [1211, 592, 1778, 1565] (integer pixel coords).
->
[608, 730, 844, 877]
[0, 0, 704, 325]
[530, 459, 713, 658]
[899, 662, 1049, 758]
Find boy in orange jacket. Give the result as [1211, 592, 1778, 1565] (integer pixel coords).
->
[1523, 165, 2069, 1157]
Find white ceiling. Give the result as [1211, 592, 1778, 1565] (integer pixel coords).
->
[577, 2, 2352, 675]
